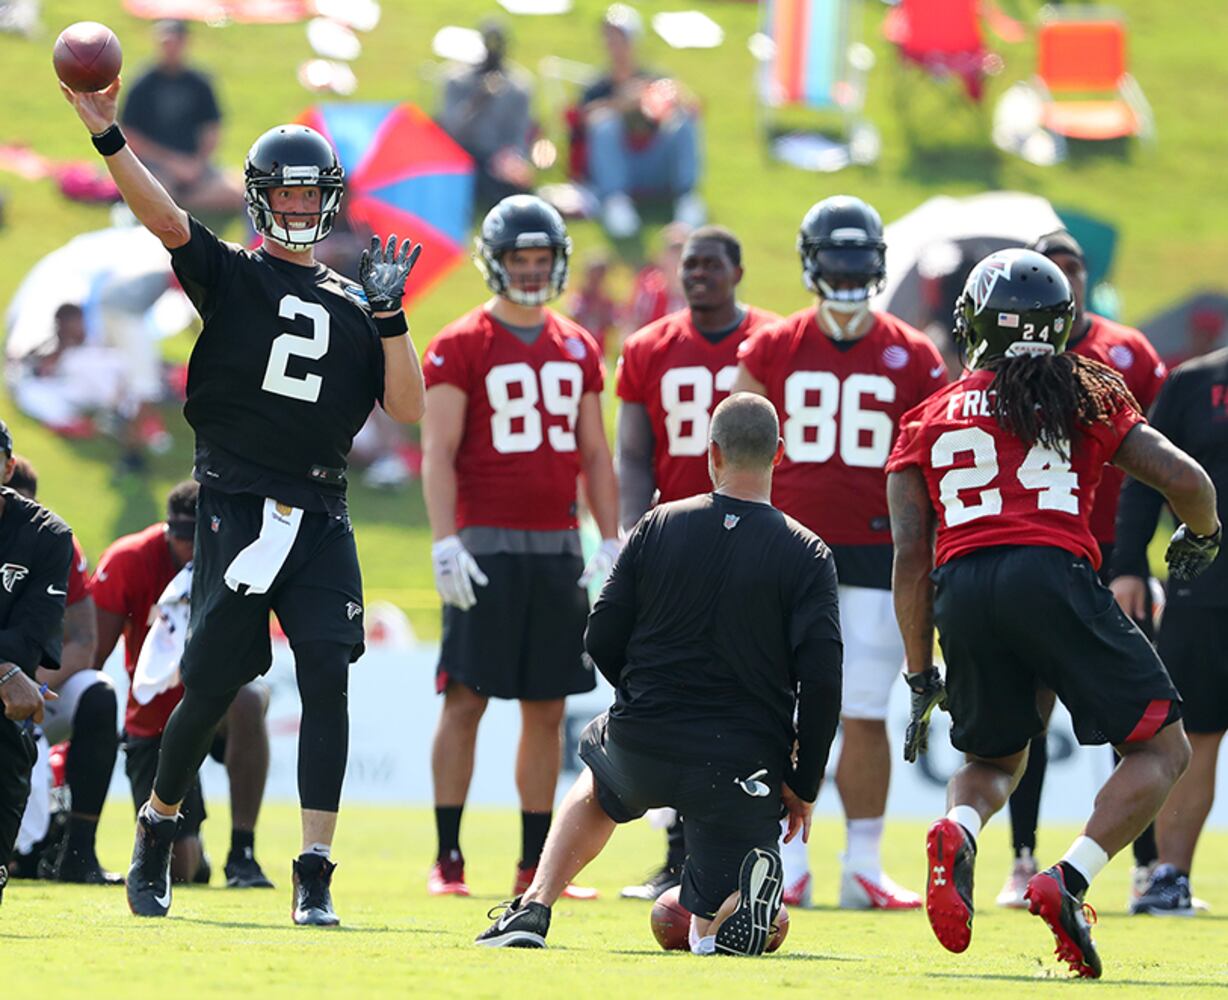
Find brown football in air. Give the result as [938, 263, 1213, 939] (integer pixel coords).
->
[649, 885, 790, 953]
[53, 22, 123, 93]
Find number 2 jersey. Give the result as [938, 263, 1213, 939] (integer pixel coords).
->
[171, 217, 385, 511]
[616, 306, 780, 504]
[886, 367, 1144, 570]
[737, 308, 948, 564]
[423, 307, 604, 531]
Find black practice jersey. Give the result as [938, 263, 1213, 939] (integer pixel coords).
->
[1114, 347, 1228, 606]
[0, 488, 73, 677]
[585, 493, 842, 799]
[173, 217, 385, 511]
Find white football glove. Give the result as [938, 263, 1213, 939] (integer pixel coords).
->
[432, 535, 489, 611]
[578, 537, 622, 589]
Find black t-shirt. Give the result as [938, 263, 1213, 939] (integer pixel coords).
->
[120, 66, 221, 156]
[173, 217, 385, 512]
[1113, 347, 1228, 606]
[0, 488, 73, 677]
[585, 493, 842, 788]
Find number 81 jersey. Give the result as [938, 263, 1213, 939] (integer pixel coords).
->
[737, 309, 948, 545]
[424, 307, 604, 531]
[886, 368, 1144, 570]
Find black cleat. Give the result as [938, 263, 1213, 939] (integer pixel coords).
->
[475, 897, 551, 948]
[127, 808, 179, 917]
[1025, 865, 1102, 979]
[1129, 863, 1194, 917]
[292, 855, 340, 926]
[226, 849, 275, 888]
[0, 864, 7, 907]
[50, 842, 124, 886]
[714, 847, 784, 956]
[621, 862, 682, 901]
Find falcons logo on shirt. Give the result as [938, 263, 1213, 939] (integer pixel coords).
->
[970, 256, 1013, 315]
[1, 563, 29, 593]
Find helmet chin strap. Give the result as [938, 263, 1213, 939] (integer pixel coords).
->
[815, 277, 875, 341]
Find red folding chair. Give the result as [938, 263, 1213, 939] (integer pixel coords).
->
[883, 0, 1001, 102]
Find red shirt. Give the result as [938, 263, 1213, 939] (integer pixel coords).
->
[1068, 315, 1167, 543]
[423, 307, 605, 531]
[887, 369, 1144, 569]
[617, 306, 781, 504]
[67, 537, 90, 606]
[627, 265, 686, 332]
[90, 523, 180, 739]
[737, 309, 949, 545]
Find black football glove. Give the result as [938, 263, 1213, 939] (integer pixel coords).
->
[1165, 522, 1222, 582]
[359, 234, 423, 313]
[903, 667, 947, 764]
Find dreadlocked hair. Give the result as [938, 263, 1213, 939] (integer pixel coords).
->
[985, 353, 1141, 459]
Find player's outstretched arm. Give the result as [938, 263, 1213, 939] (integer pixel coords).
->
[1113, 424, 1219, 539]
[59, 79, 190, 249]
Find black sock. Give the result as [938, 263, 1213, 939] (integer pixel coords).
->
[65, 681, 119, 816]
[65, 816, 98, 857]
[666, 816, 686, 870]
[1009, 733, 1047, 857]
[435, 806, 463, 858]
[1057, 861, 1089, 898]
[1132, 823, 1158, 867]
[519, 810, 552, 870]
[230, 828, 255, 859]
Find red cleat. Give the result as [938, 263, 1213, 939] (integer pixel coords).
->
[1025, 866, 1102, 979]
[428, 850, 469, 896]
[782, 871, 812, 908]
[514, 866, 599, 901]
[925, 818, 977, 953]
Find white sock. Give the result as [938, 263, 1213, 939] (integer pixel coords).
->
[691, 933, 716, 956]
[1060, 836, 1109, 886]
[778, 818, 810, 884]
[143, 801, 179, 823]
[304, 842, 331, 859]
[844, 817, 885, 872]
[946, 805, 982, 843]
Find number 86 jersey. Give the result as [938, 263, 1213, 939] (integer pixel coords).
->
[886, 368, 1144, 570]
[423, 307, 604, 531]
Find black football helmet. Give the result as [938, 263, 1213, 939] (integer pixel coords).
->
[954, 248, 1075, 368]
[244, 125, 344, 250]
[474, 195, 572, 306]
[798, 195, 886, 340]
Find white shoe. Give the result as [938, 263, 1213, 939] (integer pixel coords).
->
[673, 191, 706, 228]
[782, 871, 812, 908]
[839, 866, 922, 910]
[995, 851, 1039, 909]
[362, 454, 410, 488]
[602, 193, 640, 239]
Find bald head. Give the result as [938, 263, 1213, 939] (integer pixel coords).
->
[710, 393, 780, 470]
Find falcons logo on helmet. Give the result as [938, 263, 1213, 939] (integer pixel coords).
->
[1, 563, 29, 593]
[969, 256, 1013, 316]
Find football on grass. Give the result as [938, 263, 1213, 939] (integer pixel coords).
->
[649, 885, 790, 953]
[53, 22, 122, 93]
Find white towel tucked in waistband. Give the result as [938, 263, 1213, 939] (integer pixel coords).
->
[224, 498, 303, 596]
[132, 562, 193, 705]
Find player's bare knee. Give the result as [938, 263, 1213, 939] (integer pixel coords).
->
[521, 698, 565, 729]
[443, 683, 488, 729]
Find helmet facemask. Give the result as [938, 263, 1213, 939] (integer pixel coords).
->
[475, 240, 570, 306]
[803, 244, 885, 341]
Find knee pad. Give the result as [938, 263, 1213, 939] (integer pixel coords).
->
[74, 678, 118, 733]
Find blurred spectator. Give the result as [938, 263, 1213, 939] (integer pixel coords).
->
[582, 4, 704, 239]
[120, 19, 244, 220]
[625, 222, 690, 332]
[350, 409, 419, 490]
[564, 251, 619, 352]
[436, 20, 535, 210]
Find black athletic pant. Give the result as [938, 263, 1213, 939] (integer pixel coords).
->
[1, 721, 38, 876]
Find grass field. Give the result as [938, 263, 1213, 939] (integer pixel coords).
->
[2, 0, 1227, 637]
[3, 805, 1227, 997]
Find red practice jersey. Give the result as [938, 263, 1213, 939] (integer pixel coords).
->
[618, 306, 781, 504]
[424, 307, 605, 531]
[90, 523, 180, 738]
[67, 537, 90, 606]
[887, 369, 1145, 570]
[1069, 315, 1167, 544]
[737, 309, 948, 545]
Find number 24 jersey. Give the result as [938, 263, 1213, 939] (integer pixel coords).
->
[886, 368, 1144, 570]
[423, 307, 604, 532]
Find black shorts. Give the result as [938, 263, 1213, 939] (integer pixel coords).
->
[934, 546, 1181, 759]
[181, 487, 365, 697]
[437, 552, 594, 701]
[578, 713, 781, 919]
[1157, 605, 1228, 734]
[0, 720, 38, 864]
[124, 732, 226, 840]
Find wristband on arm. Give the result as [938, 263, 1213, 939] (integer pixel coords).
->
[373, 312, 408, 339]
[91, 124, 127, 157]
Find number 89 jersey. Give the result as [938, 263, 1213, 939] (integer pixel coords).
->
[737, 309, 948, 545]
[886, 368, 1144, 570]
[616, 306, 780, 504]
[424, 307, 604, 531]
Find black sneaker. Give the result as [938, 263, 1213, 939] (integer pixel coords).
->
[292, 855, 340, 926]
[714, 847, 784, 956]
[50, 840, 124, 885]
[1129, 863, 1194, 917]
[1025, 866, 1102, 979]
[226, 849, 275, 889]
[475, 897, 551, 948]
[620, 862, 682, 901]
[191, 850, 212, 885]
[0, 864, 8, 907]
[127, 808, 179, 917]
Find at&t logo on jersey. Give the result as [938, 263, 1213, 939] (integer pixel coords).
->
[563, 337, 588, 361]
[881, 345, 909, 370]
[0, 563, 29, 592]
[1108, 344, 1136, 370]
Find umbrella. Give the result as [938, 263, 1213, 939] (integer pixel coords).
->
[298, 102, 475, 303]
